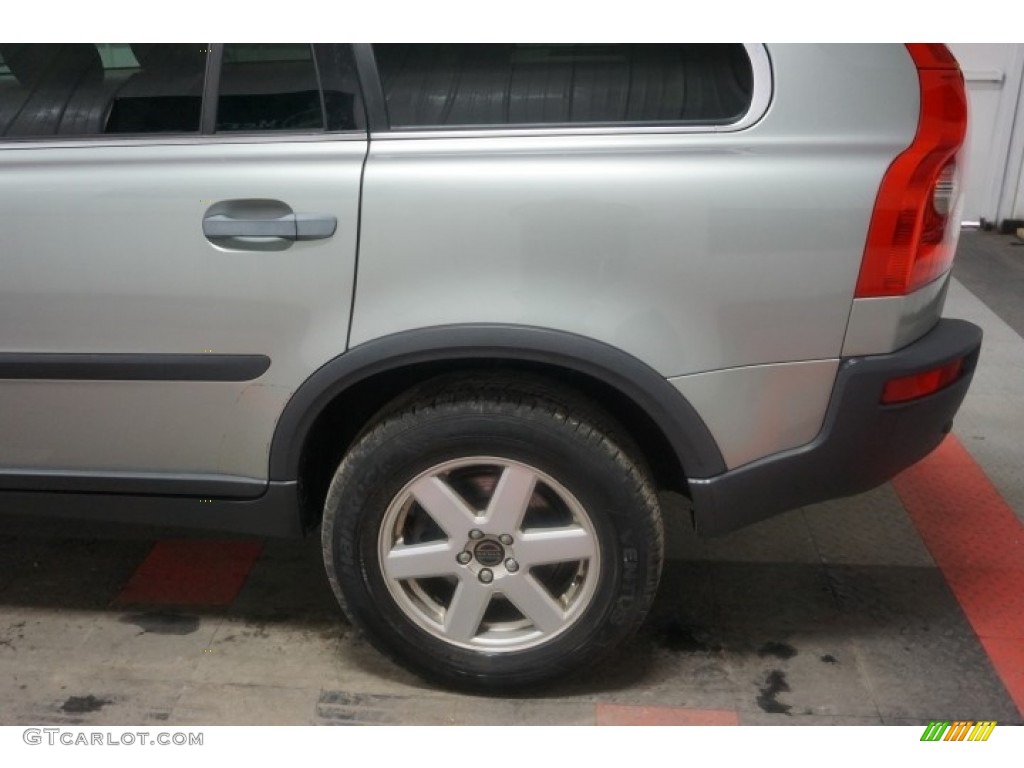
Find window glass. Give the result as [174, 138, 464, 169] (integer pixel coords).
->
[0, 43, 205, 138]
[314, 44, 364, 132]
[0, 43, 364, 139]
[373, 44, 754, 129]
[216, 43, 323, 132]
[104, 44, 205, 134]
[95, 44, 140, 69]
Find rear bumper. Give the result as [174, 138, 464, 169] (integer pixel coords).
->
[689, 318, 983, 535]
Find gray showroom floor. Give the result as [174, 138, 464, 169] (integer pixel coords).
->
[0, 231, 1022, 726]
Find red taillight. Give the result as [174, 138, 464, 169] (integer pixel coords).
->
[855, 44, 968, 298]
[881, 358, 964, 404]
[906, 43, 961, 69]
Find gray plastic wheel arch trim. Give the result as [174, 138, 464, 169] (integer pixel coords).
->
[268, 324, 727, 483]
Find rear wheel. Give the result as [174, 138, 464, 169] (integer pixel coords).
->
[321, 375, 663, 690]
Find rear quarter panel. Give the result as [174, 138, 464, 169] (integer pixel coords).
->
[350, 44, 921, 468]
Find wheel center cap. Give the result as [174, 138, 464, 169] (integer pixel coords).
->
[473, 539, 505, 567]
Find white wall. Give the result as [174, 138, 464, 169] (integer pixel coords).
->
[947, 44, 1024, 225]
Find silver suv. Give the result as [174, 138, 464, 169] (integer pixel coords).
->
[0, 43, 982, 689]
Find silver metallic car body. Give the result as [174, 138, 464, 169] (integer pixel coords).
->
[0, 44, 945, 519]
[352, 44, 923, 470]
[1, 139, 364, 478]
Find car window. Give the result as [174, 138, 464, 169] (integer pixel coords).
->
[216, 43, 323, 132]
[215, 43, 364, 133]
[0, 43, 205, 137]
[104, 44, 206, 134]
[313, 43, 365, 132]
[373, 44, 754, 130]
[0, 43, 364, 139]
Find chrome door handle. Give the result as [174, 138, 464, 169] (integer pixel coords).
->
[202, 213, 337, 241]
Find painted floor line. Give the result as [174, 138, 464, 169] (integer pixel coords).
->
[115, 539, 264, 607]
[595, 703, 739, 726]
[893, 434, 1024, 717]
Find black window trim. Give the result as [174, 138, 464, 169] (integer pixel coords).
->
[351, 44, 388, 133]
[200, 42, 222, 134]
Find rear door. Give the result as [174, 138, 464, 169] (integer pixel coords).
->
[0, 43, 366, 495]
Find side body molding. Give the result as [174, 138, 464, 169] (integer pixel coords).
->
[268, 325, 727, 482]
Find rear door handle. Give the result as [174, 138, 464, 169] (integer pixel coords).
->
[202, 213, 337, 241]
[294, 213, 338, 241]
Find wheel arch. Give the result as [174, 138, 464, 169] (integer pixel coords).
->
[269, 325, 726, 527]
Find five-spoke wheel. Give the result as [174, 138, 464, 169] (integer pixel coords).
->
[321, 374, 663, 690]
[379, 458, 600, 651]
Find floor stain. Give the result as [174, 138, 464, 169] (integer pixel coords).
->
[317, 690, 404, 724]
[821, 654, 839, 664]
[652, 618, 717, 653]
[61, 695, 112, 714]
[756, 669, 792, 715]
[240, 624, 270, 639]
[318, 626, 349, 642]
[119, 612, 199, 636]
[757, 641, 797, 660]
[0, 620, 26, 650]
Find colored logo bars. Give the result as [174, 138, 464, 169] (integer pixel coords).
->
[920, 721, 997, 741]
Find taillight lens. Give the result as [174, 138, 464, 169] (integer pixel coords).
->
[931, 161, 956, 217]
[855, 44, 968, 298]
[881, 358, 964, 404]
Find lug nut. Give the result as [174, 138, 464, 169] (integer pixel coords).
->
[456, 551, 472, 565]
[505, 558, 519, 573]
[469, 529, 484, 540]
[499, 534, 513, 545]
[478, 568, 494, 584]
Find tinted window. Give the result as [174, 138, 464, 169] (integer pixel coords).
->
[0, 43, 364, 139]
[374, 44, 754, 129]
[105, 44, 205, 133]
[314, 44, 364, 132]
[0, 43, 205, 137]
[217, 44, 319, 132]
[216, 43, 363, 133]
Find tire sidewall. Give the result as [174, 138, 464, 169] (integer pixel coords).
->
[324, 404, 659, 688]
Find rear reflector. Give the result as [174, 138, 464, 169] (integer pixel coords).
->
[855, 44, 968, 298]
[881, 358, 964, 404]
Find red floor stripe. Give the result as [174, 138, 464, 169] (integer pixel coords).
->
[595, 704, 739, 726]
[892, 435, 1024, 716]
[115, 539, 264, 607]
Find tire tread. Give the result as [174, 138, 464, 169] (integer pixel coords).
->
[321, 372, 663, 690]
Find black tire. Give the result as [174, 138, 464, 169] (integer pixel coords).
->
[321, 373, 663, 691]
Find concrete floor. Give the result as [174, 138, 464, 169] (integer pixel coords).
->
[0, 231, 1022, 726]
